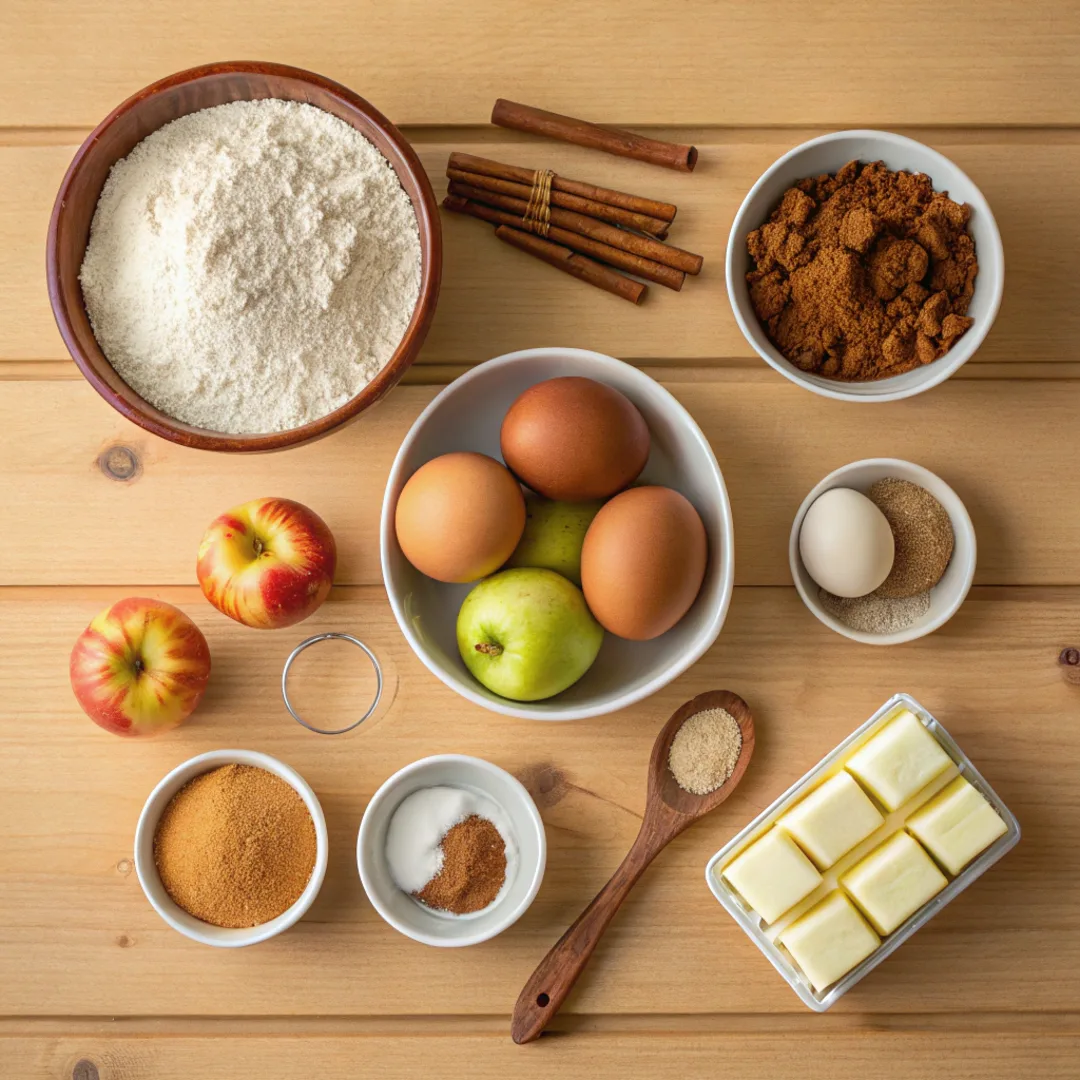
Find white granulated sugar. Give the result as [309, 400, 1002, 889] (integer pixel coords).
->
[79, 99, 421, 434]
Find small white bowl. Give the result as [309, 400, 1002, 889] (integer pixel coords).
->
[380, 346, 735, 721]
[134, 749, 329, 947]
[789, 458, 976, 645]
[726, 130, 1004, 402]
[357, 754, 546, 947]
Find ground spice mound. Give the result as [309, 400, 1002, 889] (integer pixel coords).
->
[415, 815, 506, 914]
[746, 160, 978, 380]
[868, 477, 955, 597]
[668, 707, 742, 796]
[153, 764, 317, 929]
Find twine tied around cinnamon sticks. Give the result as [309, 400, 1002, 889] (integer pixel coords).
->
[523, 168, 555, 237]
[443, 152, 703, 304]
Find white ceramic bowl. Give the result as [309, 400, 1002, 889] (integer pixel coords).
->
[357, 754, 546, 947]
[789, 458, 976, 645]
[134, 749, 329, 947]
[380, 347, 735, 720]
[726, 130, 1004, 401]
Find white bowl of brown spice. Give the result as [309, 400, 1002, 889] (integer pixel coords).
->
[727, 130, 1004, 401]
[357, 755, 546, 947]
[789, 459, 977, 645]
[135, 750, 328, 947]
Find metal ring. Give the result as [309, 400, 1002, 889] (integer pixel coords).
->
[282, 633, 383, 735]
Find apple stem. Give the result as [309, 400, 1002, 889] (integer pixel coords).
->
[133, 656, 144, 675]
[474, 642, 504, 658]
[253, 536, 264, 557]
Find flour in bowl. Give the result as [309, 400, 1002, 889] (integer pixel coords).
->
[79, 99, 422, 434]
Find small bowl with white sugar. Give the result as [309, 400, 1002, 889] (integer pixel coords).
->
[357, 754, 547, 947]
[47, 61, 441, 453]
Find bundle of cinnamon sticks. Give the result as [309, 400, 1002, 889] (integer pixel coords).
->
[442, 152, 703, 305]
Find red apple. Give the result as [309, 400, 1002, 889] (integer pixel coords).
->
[197, 497, 337, 629]
[70, 597, 211, 737]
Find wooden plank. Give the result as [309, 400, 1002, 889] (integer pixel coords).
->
[5, 131, 1080, 365]
[2, 1, 1080, 129]
[0, 584, 1074, 1017]
[6, 1029, 1080, 1080]
[0, 377, 1077, 588]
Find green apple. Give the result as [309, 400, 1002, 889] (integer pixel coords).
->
[456, 568, 604, 701]
[505, 495, 604, 586]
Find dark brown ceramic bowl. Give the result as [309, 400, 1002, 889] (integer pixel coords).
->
[47, 61, 442, 453]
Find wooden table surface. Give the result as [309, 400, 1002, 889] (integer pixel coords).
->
[3, 2, 1079, 1077]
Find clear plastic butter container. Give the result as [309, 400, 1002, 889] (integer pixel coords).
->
[705, 693, 1020, 1011]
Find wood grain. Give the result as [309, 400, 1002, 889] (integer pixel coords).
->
[2, 0, 1080, 128]
[5, 132, 1080, 366]
[0, 377, 1076, 588]
[0, 585, 1074, 1018]
[6, 1029, 1080, 1080]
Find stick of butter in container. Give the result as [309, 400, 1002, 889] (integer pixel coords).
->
[705, 693, 1020, 1011]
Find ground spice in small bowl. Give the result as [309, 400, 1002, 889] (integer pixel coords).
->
[868, 477, 954, 597]
[153, 763, 317, 929]
[746, 160, 978, 381]
[415, 815, 507, 915]
[668, 707, 742, 795]
[819, 587, 931, 635]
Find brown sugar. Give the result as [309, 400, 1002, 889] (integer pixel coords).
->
[415, 815, 506, 914]
[868, 477, 955, 598]
[746, 160, 978, 381]
[153, 764, 317, 929]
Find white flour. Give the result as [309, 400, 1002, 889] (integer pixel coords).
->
[79, 99, 421, 434]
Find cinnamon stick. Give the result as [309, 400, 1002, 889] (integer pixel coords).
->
[491, 99, 698, 173]
[447, 180, 703, 275]
[494, 225, 646, 305]
[446, 167, 670, 238]
[448, 152, 677, 223]
[442, 195, 684, 291]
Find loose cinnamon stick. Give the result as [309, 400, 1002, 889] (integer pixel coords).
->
[446, 167, 670, 238]
[447, 180, 703, 275]
[449, 152, 677, 223]
[442, 195, 684, 291]
[494, 225, 646, 305]
[491, 99, 698, 173]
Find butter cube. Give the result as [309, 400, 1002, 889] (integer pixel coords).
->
[845, 710, 952, 811]
[722, 828, 823, 924]
[907, 776, 1008, 875]
[841, 831, 947, 934]
[779, 891, 881, 992]
[778, 772, 885, 869]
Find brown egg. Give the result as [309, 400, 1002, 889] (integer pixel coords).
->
[500, 377, 650, 501]
[395, 452, 525, 583]
[580, 486, 707, 640]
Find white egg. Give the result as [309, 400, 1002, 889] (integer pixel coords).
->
[799, 488, 895, 598]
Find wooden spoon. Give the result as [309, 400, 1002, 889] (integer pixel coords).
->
[511, 689, 755, 1044]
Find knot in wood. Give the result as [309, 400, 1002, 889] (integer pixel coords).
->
[1060, 647, 1080, 686]
[517, 763, 567, 808]
[72, 1061, 100, 1080]
[98, 444, 140, 481]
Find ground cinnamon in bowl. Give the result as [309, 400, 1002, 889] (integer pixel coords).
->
[415, 814, 507, 915]
[746, 160, 978, 381]
[153, 763, 317, 929]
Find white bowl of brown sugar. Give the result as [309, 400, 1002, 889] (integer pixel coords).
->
[726, 130, 1004, 402]
[789, 458, 977, 645]
[134, 749, 329, 947]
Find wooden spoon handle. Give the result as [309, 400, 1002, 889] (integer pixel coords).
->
[511, 830, 660, 1044]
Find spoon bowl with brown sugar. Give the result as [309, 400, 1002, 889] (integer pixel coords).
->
[510, 689, 754, 1044]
